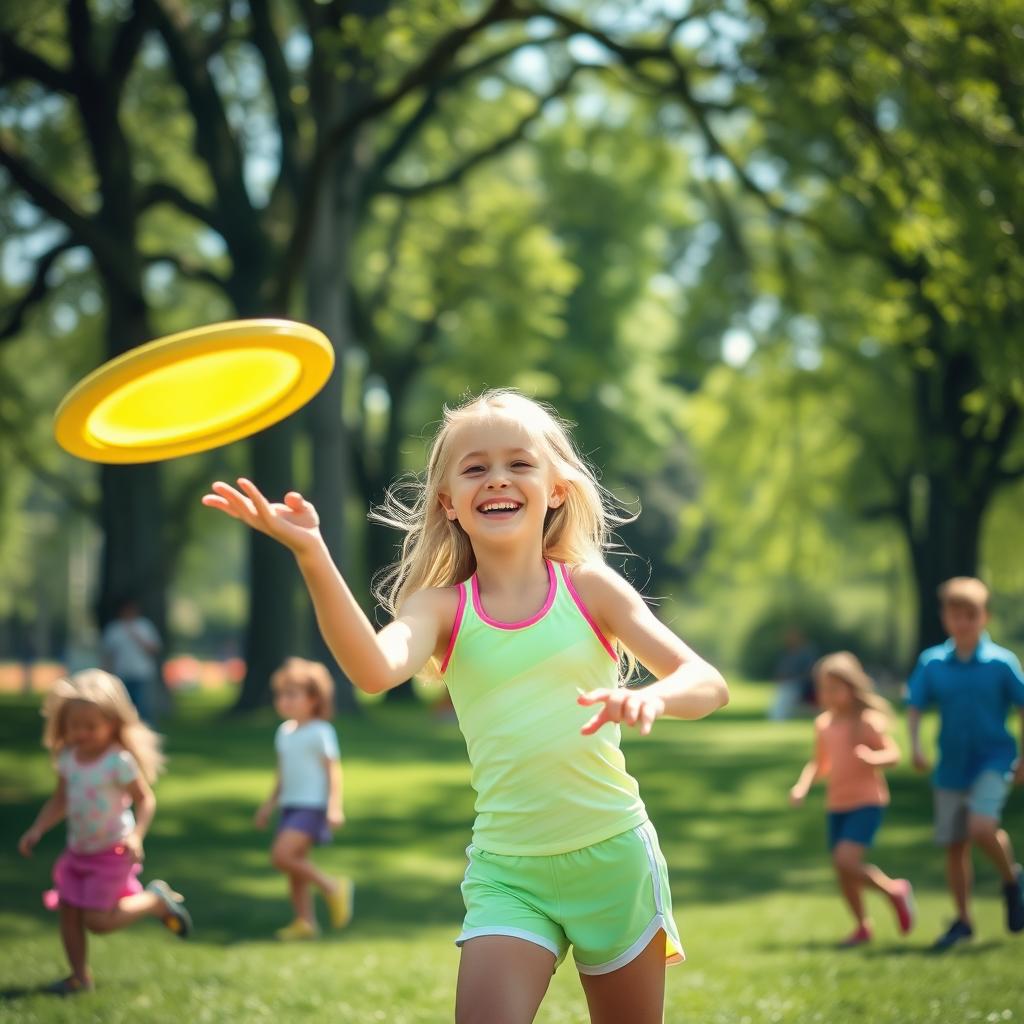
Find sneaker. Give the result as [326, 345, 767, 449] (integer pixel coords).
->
[888, 879, 916, 935]
[931, 918, 974, 951]
[275, 918, 319, 941]
[839, 924, 873, 948]
[44, 976, 93, 997]
[146, 879, 192, 939]
[325, 877, 354, 929]
[1004, 864, 1024, 933]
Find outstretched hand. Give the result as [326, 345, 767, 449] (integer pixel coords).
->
[577, 687, 665, 737]
[202, 479, 322, 554]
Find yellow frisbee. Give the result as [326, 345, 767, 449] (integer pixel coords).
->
[54, 319, 334, 463]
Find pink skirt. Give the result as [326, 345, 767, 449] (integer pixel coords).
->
[44, 844, 143, 911]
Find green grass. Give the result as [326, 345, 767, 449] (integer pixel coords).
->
[1, 683, 1022, 1023]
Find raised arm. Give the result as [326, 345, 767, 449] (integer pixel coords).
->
[203, 479, 452, 693]
[572, 563, 728, 735]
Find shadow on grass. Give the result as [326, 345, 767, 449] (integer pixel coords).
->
[3, 692, 1022, 950]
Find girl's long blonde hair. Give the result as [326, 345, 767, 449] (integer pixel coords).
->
[42, 669, 165, 782]
[813, 651, 890, 717]
[371, 389, 636, 670]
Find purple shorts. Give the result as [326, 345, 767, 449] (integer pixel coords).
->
[278, 806, 331, 845]
[44, 844, 143, 911]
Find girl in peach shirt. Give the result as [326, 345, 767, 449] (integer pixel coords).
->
[789, 652, 915, 946]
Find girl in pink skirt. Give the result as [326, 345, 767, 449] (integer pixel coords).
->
[18, 669, 191, 995]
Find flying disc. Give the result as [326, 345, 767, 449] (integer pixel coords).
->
[54, 319, 334, 463]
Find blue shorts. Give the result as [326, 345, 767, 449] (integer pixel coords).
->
[827, 805, 884, 850]
[278, 806, 331, 845]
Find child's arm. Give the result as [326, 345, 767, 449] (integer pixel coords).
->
[18, 778, 68, 856]
[124, 776, 156, 861]
[789, 760, 820, 806]
[326, 757, 345, 828]
[203, 480, 450, 693]
[906, 707, 929, 772]
[1016, 709, 1024, 787]
[790, 718, 827, 805]
[572, 564, 728, 735]
[855, 712, 900, 768]
[255, 759, 281, 829]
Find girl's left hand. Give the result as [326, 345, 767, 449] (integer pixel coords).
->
[854, 744, 877, 765]
[577, 688, 665, 736]
[124, 831, 145, 862]
[327, 808, 345, 829]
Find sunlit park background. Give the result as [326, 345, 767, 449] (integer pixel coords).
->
[2, 1, 1024, 1022]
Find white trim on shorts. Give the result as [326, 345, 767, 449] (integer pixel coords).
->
[454, 925, 561, 959]
[575, 821, 686, 976]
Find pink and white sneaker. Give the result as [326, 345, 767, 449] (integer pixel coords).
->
[888, 879, 915, 935]
[839, 924, 873, 948]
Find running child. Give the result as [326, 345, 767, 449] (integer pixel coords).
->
[203, 388, 729, 1024]
[907, 576, 1024, 950]
[254, 656, 353, 940]
[789, 651, 914, 946]
[17, 670, 191, 996]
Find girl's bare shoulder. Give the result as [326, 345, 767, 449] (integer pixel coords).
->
[401, 583, 465, 628]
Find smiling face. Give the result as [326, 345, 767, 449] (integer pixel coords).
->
[438, 412, 565, 548]
[65, 701, 118, 760]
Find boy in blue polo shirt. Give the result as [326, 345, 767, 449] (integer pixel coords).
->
[907, 577, 1024, 950]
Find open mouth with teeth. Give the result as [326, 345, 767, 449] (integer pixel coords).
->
[477, 499, 523, 517]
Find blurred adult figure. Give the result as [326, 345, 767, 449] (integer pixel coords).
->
[101, 598, 162, 723]
[768, 627, 817, 721]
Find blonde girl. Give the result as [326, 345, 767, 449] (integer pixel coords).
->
[204, 388, 729, 1024]
[254, 657, 352, 940]
[18, 670, 191, 995]
[789, 651, 914, 946]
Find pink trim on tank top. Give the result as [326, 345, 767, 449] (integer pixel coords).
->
[471, 559, 557, 629]
[439, 582, 467, 673]
[557, 562, 619, 662]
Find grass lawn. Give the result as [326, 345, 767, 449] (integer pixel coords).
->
[1, 681, 1022, 1023]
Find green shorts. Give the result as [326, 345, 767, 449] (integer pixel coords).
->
[456, 820, 684, 975]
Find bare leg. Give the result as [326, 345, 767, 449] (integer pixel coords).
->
[455, 936, 555, 1024]
[579, 929, 667, 1024]
[271, 830, 338, 896]
[946, 840, 973, 923]
[58, 903, 90, 983]
[861, 863, 899, 896]
[83, 891, 163, 933]
[832, 842, 869, 927]
[289, 873, 315, 925]
[968, 815, 1017, 884]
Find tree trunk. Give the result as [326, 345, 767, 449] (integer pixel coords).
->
[303, 138, 367, 713]
[906, 477, 984, 654]
[232, 422, 299, 711]
[95, 296, 165, 636]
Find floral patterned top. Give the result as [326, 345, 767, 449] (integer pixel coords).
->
[58, 746, 138, 853]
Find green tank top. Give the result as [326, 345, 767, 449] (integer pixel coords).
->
[441, 559, 648, 856]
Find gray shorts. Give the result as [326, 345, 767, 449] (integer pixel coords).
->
[933, 770, 1012, 845]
